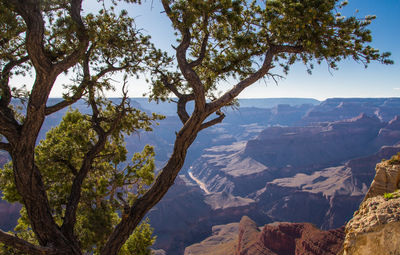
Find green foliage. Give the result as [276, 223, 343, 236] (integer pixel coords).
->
[150, 0, 392, 101]
[0, 109, 159, 254]
[1, 1, 171, 253]
[0, 2, 27, 73]
[384, 192, 394, 200]
[0, 0, 393, 254]
[383, 190, 400, 200]
[118, 219, 156, 255]
[388, 152, 400, 165]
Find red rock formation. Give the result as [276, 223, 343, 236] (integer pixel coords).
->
[236, 216, 264, 255]
[186, 216, 345, 255]
[260, 223, 344, 255]
[236, 217, 344, 255]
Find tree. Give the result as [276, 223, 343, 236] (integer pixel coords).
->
[0, 0, 392, 254]
[0, 109, 158, 254]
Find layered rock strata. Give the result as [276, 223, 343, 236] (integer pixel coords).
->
[343, 161, 400, 255]
[185, 216, 344, 255]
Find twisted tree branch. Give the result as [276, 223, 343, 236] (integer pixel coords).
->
[61, 90, 129, 242]
[207, 51, 274, 113]
[0, 56, 30, 107]
[0, 230, 59, 255]
[177, 94, 195, 124]
[53, 0, 89, 75]
[189, 13, 209, 68]
[200, 110, 225, 131]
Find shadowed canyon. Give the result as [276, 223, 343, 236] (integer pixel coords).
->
[1, 97, 400, 254]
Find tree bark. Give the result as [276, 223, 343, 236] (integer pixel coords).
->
[9, 77, 83, 254]
[1, 1, 88, 253]
[101, 108, 206, 254]
[0, 230, 59, 255]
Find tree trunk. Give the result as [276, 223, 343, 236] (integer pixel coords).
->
[101, 110, 206, 254]
[9, 74, 82, 253]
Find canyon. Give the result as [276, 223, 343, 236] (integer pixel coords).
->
[184, 157, 400, 255]
[1, 97, 400, 254]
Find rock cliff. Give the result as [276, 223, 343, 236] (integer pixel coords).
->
[2, 98, 400, 254]
[148, 176, 264, 255]
[244, 113, 385, 170]
[343, 159, 400, 255]
[302, 98, 400, 123]
[185, 216, 344, 255]
[184, 222, 239, 255]
[188, 114, 400, 230]
[363, 160, 400, 201]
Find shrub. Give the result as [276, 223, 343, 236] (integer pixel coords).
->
[388, 152, 400, 165]
[384, 192, 394, 200]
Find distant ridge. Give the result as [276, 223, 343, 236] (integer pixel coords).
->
[130, 97, 320, 115]
[235, 98, 320, 108]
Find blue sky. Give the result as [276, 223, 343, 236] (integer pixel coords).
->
[51, 0, 400, 100]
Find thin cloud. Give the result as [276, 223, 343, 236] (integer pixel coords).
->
[394, 88, 400, 90]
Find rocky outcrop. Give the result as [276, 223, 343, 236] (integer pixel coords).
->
[257, 222, 344, 255]
[236, 216, 263, 255]
[363, 160, 400, 201]
[184, 223, 239, 255]
[345, 144, 400, 192]
[343, 160, 400, 255]
[185, 216, 345, 255]
[343, 191, 400, 255]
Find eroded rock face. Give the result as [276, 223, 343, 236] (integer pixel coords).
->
[301, 98, 400, 123]
[184, 223, 239, 255]
[191, 114, 398, 201]
[344, 191, 400, 255]
[236, 216, 263, 255]
[185, 116, 400, 243]
[343, 161, 400, 255]
[244, 114, 384, 169]
[363, 162, 400, 201]
[257, 222, 344, 255]
[254, 145, 400, 230]
[185, 216, 345, 255]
